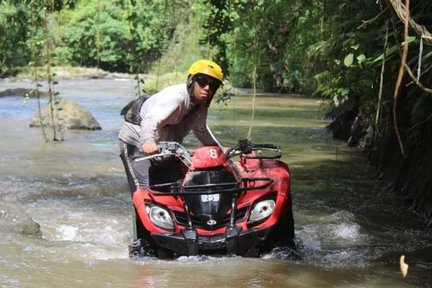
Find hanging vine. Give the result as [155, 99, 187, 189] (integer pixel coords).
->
[247, 36, 258, 140]
[95, 0, 101, 70]
[30, 0, 48, 142]
[28, 0, 63, 142]
[375, 21, 389, 132]
[42, 0, 63, 141]
[391, 0, 410, 158]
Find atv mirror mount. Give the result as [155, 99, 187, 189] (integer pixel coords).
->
[238, 139, 253, 154]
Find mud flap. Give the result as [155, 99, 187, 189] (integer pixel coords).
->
[181, 228, 198, 256]
[225, 226, 242, 255]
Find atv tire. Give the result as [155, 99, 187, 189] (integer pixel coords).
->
[132, 208, 175, 259]
[128, 238, 157, 258]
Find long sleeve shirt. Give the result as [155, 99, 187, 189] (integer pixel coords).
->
[118, 84, 220, 149]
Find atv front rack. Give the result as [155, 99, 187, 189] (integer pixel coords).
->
[149, 177, 274, 196]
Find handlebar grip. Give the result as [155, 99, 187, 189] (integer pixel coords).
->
[134, 151, 166, 162]
[263, 144, 278, 148]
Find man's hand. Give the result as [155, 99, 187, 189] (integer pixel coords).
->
[142, 142, 159, 154]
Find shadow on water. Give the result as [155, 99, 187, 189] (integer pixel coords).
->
[0, 80, 431, 287]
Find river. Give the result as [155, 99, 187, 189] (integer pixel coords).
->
[0, 78, 431, 287]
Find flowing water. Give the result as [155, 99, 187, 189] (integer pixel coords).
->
[0, 79, 431, 287]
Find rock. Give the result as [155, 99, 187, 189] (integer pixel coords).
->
[21, 220, 42, 236]
[0, 203, 42, 237]
[29, 99, 102, 130]
[0, 88, 34, 98]
[326, 95, 358, 141]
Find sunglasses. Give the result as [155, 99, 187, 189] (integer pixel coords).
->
[195, 76, 221, 91]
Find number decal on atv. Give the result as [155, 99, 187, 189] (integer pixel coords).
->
[201, 194, 220, 202]
[209, 148, 218, 159]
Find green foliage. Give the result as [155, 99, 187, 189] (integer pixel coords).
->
[62, 0, 128, 70]
[201, 0, 232, 73]
[2, 0, 432, 103]
[50, 0, 184, 73]
[123, 0, 180, 73]
[310, 2, 387, 107]
[222, 0, 324, 93]
[0, 0, 32, 76]
[153, 1, 217, 76]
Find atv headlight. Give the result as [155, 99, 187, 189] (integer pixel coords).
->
[248, 199, 276, 223]
[147, 205, 174, 230]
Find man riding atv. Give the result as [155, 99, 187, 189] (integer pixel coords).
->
[118, 59, 224, 194]
[118, 61, 297, 259]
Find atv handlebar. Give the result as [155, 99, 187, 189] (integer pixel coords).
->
[134, 139, 282, 165]
[225, 139, 282, 160]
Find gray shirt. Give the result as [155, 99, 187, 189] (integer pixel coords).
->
[118, 84, 220, 149]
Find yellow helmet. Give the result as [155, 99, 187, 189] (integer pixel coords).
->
[188, 59, 224, 83]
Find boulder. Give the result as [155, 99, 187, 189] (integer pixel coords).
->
[29, 99, 102, 130]
[0, 88, 34, 98]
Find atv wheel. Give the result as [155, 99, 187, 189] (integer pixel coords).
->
[132, 208, 175, 259]
[285, 200, 295, 241]
[128, 238, 175, 259]
[128, 238, 155, 258]
[278, 198, 296, 250]
[259, 197, 296, 255]
[285, 205, 295, 242]
[132, 208, 147, 240]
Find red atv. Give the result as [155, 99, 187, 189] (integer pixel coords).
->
[129, 140, 295, 259]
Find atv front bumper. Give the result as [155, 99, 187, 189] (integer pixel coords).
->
[151, 226, 272, 256]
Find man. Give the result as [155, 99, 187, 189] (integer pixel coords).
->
[119, 59, 224, 193]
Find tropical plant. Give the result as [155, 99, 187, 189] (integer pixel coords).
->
[0, 0, 32, 77]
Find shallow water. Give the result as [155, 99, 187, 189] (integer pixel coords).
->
[0, 79, 431, 287]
